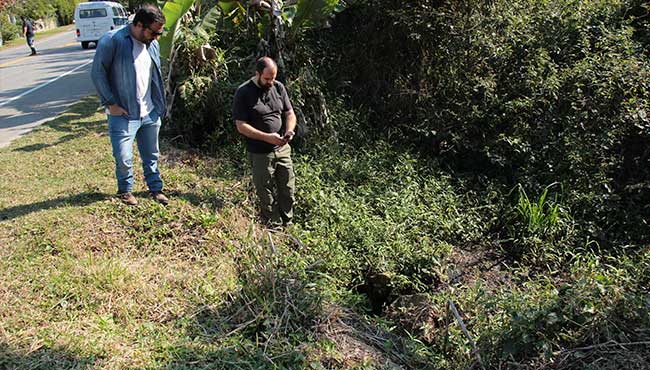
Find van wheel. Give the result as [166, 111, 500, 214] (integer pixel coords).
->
[81, 41, 89, 49]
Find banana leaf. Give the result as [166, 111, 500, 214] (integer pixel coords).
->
[218, 0, 239, 14]
[159, 0, 195, 61]
[290, 0, 338, 32]
[194, 5, 221, 38]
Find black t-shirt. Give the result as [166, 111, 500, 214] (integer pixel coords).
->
[232, 79, 293, 153]
[23, 20, 34, 37]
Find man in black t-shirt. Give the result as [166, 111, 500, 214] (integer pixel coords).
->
[21, 16, 37, 56]
[233, 57, 297, 227]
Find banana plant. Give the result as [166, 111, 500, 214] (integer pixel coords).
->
[213, 0, 341, 36]
[286, 0, 339, 36]
[218, 0, 242, 14]
[194, 4, 222, 37]
[162, 0, 345, 119]
[159, 0, 196, 61]
[158, 0, 342, 61]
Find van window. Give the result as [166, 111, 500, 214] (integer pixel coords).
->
[113, 8, 119, 16]
[79, 8, 108, 18]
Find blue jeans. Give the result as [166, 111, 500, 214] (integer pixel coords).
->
[108, 113, 163, 193]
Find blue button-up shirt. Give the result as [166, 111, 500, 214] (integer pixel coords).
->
[91, 26, 166, 120]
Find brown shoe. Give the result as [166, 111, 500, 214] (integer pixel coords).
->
[118, 192, 138, 206]
[150, 191, 169, 205]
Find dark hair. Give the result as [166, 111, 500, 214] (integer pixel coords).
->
[133, 4, 165, 28]
[255, 57, 277, 74]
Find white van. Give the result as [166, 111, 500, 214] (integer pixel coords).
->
[74, 1, 128, 49]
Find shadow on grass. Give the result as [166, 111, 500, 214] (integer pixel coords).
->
[11, 97, 105, 152]
[160, 140, 250, 184]
[0, 188, 227, 222]
[0, 342, 97, 370]
[128, 190, 225, 209]
[0, 192, 109, 221]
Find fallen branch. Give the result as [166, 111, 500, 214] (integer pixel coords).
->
[448, 299, 485, 370]
[224, 317, 258, 337]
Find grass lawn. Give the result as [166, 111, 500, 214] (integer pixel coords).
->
[1, 25, 74, 50]
[0, 97, 297, 368]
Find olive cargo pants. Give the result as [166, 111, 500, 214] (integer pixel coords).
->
[248, 144, 295, 225]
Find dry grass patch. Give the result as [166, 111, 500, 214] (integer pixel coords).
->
[0, 97, 269, 369]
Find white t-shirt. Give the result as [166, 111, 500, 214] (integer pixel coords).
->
[132, 38, 154, 118]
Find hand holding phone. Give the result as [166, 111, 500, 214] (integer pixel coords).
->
[283, 130, 295, 142]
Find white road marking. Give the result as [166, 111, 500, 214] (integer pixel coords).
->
[0, 59, 93, 108]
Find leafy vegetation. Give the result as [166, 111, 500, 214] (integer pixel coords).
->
[0, 13, 20, 42]
[159, 0, 649, 367]
[1, 97, 646, 369]
[1, 0, 649, 368]
[2, 0, 82, 25]
[160, 0, 196, 60]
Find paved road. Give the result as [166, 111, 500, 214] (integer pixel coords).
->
[0, 27, 97, 148]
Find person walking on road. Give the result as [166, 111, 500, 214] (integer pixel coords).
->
[21, 16, 37, 56]
[233, 57, 297, 227]
[91, 5, 169, 206]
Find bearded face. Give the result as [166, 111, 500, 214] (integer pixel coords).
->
[256, 66, 277, 90]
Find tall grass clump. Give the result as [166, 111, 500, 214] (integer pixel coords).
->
[500, 183, 576, 264]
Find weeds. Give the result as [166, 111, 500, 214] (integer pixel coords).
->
[515, 183, 563, 236]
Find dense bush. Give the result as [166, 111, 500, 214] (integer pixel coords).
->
[165, 1, 650, 366]
[294, 146, 493, 303]
[0, 13, 21, 42]
[5, 0, 81, 25]
[310, 0, 650, 250]
[164, 13, 261, 150]
[169, 0, 649, 252]
[51, 0, 79, 25]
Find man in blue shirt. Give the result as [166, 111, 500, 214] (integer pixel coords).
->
[91, 5, 168, 206]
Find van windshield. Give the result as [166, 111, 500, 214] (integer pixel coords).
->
[79, 9, 108, 18]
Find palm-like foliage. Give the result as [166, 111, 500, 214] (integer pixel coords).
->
[160, 0, 195, 60]
[193, 4, 221, 37]
[288, 0, 339, 33]
[161, 0, 345, 120]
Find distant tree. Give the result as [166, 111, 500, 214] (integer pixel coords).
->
[122, 0, 159, 12]
[52, 0, 81, 24]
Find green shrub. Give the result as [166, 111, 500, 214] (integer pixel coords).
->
[293, 144, 493, 310]
[500, 183, 576, 264]
[468, 251, 650, 367]
[52, 0, 79, 25]
[0, 13, 20, 42]
[310, 0, 650, 249]
[4, 0, 81, 26]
